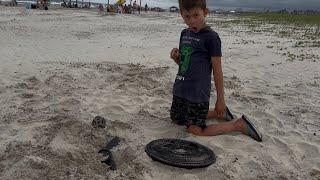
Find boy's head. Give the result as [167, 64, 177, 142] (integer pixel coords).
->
[178, 0, 209, 33]
[178, 0, 206, 11]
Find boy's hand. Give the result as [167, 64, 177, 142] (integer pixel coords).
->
[170, 48, 180, 64]
[215, 101, 226, 119]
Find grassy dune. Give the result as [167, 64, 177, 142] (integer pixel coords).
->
[246, 13, 320, 26]
[211, 13, 320, 48]
[209, 12, 320, 62]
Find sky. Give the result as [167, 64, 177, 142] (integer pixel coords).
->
[104, 0, 320, 10]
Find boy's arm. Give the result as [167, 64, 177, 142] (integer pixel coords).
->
[212, 56, 226, 118]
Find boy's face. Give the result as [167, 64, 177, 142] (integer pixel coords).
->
[180, 7, 208, 33]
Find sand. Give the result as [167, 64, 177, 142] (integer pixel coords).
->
[0, 6, 319, 180]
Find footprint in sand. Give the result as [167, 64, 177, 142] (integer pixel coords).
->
[12, 76, 41, 91]
[13, 82, 29, 89]
[19, 93, 34, 99]
[250, 110, 278, 127]
[128, 96, 145, 105]
[44, 74, 74, 87]
[59, 98, 81, 106]
[99, 105, 128, 120]
[271, 137, 291, 153]
[175, 174, 200, 180]
[149, 98, 168, 106]
[245, 160, 263, 175]
[25, 76, 41, 85]
[0, 85, 6, 94]
[297, 142, 319, 161]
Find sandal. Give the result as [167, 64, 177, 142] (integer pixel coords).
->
[225, 106, 235, 121]
[241, 115, 262, 142]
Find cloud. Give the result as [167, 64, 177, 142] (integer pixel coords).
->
[145, 0, 178, 7]
[210, 0, 320, 10]
[160, 0, 320, 10]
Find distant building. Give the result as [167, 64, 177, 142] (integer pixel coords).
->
[1, 0, 18, 6]
[151, 7, 164, 12]
[278, 8, 289, 14]
[292, 10, 320, 15]
[169, 6, 179, 12]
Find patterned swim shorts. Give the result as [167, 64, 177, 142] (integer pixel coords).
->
[170, 96, 209, 129]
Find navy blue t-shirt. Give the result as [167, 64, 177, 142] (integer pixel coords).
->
[173, 26, 222, 103]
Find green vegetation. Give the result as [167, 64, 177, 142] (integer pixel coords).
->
[209, 13, 320, 62]
[294, 40, 320, 47]
[283, 51, 319, 62]
[244, 13, 320, 26]
[210, 13, 320, 48]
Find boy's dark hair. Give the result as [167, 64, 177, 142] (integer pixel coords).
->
[178, 0, 206, 11]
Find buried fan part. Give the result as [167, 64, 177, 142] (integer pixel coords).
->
[145, 138, 216, 169]
[98, 137, 120, 170]
[92, 116, 106, 128]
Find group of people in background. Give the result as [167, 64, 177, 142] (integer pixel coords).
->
[117, 1, 149, 14]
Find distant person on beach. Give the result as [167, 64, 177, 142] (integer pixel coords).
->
[118, 4, 124, 13]
[98, 4, 104, 15]
[145, 3, 148, 12]
[133, 0, 137, 13]
[123, 4, 128, 13]
[170, 0, 262, 141]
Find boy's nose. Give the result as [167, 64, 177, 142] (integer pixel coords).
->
[189, 18, 196, 25]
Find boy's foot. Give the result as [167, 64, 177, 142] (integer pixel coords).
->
[241, 115, 263, 142]
[225, 106, 235, 121]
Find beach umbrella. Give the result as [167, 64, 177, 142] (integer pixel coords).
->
[117, 0, 125, 5]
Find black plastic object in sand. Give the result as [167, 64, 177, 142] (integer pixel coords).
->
[145, 138, 216, 169]
[98, 137, 120, 170]
[92, 116, 106, 128]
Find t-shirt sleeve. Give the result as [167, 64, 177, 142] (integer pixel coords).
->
[206, 34, 222, 57]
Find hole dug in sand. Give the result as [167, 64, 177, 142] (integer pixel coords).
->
[98, 136, 137, 171]
[110, 145, 136, 169]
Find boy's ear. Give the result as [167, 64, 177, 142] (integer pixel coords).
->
[204, 8, 209, 17]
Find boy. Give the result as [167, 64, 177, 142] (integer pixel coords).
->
[170, 0, 262, 142]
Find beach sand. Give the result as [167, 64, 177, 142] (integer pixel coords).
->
[0, 6, 319, 180]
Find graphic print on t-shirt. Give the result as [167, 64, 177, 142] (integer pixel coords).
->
[179, 44, 193, 75]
